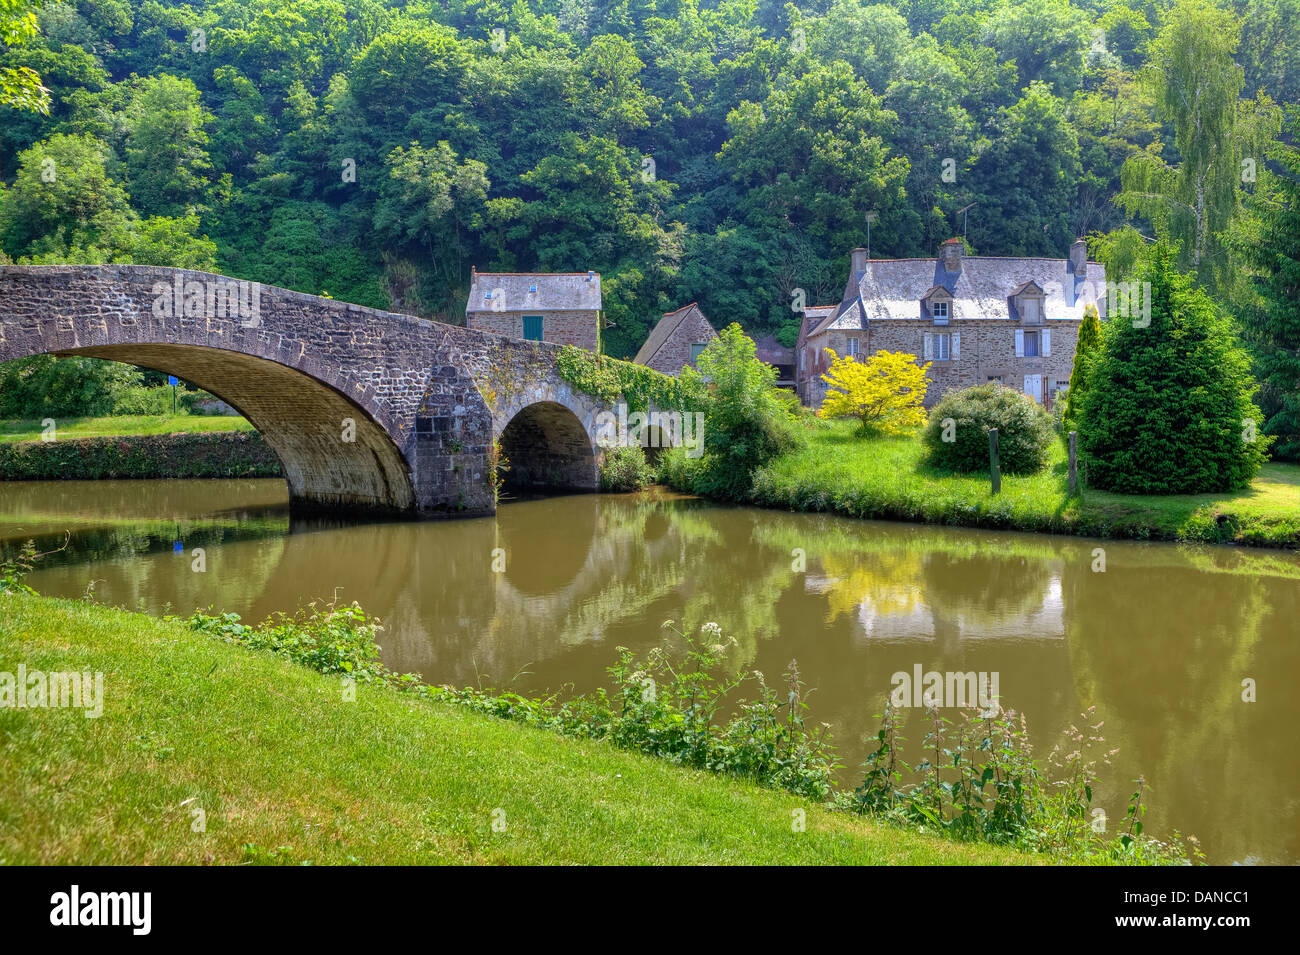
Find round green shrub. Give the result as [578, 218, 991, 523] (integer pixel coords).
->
[922, 384, 1055, 474]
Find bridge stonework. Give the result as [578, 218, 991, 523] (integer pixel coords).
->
[0, 265, 611, 517]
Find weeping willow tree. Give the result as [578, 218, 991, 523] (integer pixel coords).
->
[1116, 0, 1279, 292]
[1227, 112, 1300, 460]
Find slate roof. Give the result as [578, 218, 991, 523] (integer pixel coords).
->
[467, 271, 602, 313]
[754, 334, 794, 366]
[808, 255, 1106, 336]
[799, 305, 837, 339]
[634, 302, 710, 366]
[810, 299, 864, 337]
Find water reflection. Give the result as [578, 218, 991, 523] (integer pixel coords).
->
[6, 478, 1298, 864]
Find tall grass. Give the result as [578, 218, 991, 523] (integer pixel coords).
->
[184, 600, 1190, 863]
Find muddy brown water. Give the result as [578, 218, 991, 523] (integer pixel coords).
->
[4, 477, 1297, 864]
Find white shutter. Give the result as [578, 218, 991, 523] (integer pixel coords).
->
[951, 332, 961, 360]
[1014, 329, 1025, 357]
[923, 333, 933, 359]
[1042, 328, 1051, 356]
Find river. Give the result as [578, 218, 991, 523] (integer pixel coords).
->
[3, 477, 1297, 864]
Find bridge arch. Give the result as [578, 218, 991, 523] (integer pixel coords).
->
[495, 399, 599, 494]
[62, 343, 416, 514]
[0, 264, 502, 516]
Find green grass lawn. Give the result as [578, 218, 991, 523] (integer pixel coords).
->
[750, 420, 1299, 549]
[0, 593, 1029, 866]
[0, 414, 253, 443]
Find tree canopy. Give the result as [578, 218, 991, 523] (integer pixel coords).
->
[0, 0, 1295, 374]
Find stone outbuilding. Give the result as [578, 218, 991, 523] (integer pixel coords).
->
[466, 269, 602, 351]
[633, 302, 717, 374]
[754, 334, 796, 390]
[794, 304, 838, 399]
[797, 239, 1106, 410]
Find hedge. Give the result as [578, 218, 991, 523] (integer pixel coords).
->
[0, 431, 283, 480]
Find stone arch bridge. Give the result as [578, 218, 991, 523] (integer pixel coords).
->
[0, 264, 625, 517]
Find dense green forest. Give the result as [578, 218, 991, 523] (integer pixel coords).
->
[0, 0, 1295, 377]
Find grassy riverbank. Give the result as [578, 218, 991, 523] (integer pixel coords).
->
[741, 420, 1299, 549]
[0, 593, 1030, 866]
[0, 414, 252, 443]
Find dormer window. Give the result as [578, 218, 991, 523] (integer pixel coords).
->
[1013, 282, 1045, 324]
[922, 286, 952, 324]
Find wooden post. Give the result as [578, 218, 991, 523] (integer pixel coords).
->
[989, 428, 1001, 495]
[1068, 430, 1078, 494]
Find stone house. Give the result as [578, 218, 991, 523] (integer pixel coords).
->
[466, 269, 601, 351]
[633, 302, 717, 373]
[795, 304, 838, 396]
[797, 239, 1106, 410]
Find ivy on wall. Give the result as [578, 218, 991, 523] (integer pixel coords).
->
[555, 346, 705, 412]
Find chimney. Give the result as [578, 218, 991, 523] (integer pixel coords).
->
[1069, 238, 1088, 277]
[940, 238, 963, 273]
[587, 270, 595, 282]
[850, 248, 868, 275]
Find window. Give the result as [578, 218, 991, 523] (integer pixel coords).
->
[523, 315, 544, 341]
[932, 301, 949, 324]
[923, 333, 956, 360]
[1023, 330, 1040, 357]
[988, 375, 1003, 384]
[1021, 297, 1039, 322]
[690, 342, 707, 363]
[847, 338, 860, 358]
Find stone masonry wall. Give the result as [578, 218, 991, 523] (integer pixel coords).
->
[806, 319, 1080, 410]
[645, 312, 716, 375]
[0, 265, 610, 516]
[466, 309, 600, 350]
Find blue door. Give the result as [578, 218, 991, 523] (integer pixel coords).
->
[523, 315, 544, 341]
